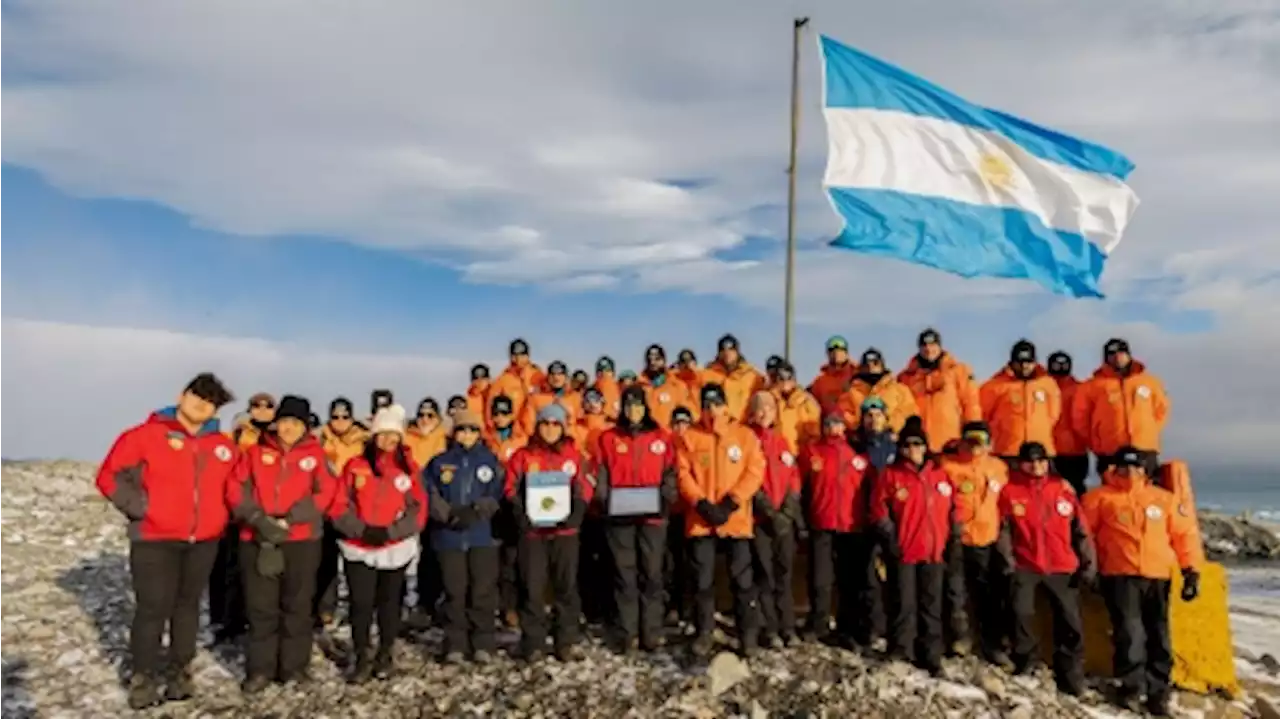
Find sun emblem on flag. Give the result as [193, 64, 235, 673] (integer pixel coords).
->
[978, 152, 1015, 191]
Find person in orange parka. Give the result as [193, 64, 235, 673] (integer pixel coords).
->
[505, 404, 594, 662]
[702, 334, 764, 423]
[1080, 447, 1203, 716]
[574, 388, 614, 459]
[979, 340, 1062, 460]
[638, 344, 697, 429]
[677, 382, 766, 657]
[483, 393, 529, 628]
[897, 328, 981, 454]
[404, 397, 448, 467]
[519, 361, 581, 436]
[672, 348, 705, 399]
[808, 335, 858, 416]
[487, 338, 545, 427]
[465, 364, 492, 424]
[1046, 351, 1090, 496]
[1071, 338, 1170, 475]
[768, 361, 822, 454]
[665, 406, 696, 623]
[939, 421, 1010, 662]
[839, 348, 919, 433]
[484, 395, 529, 464]
[593, 356, 622, 416]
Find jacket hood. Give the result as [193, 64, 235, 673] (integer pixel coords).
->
[902, 352, 959, 374]
[1008, 469, 1052, 487]
[261, 432, 322, 453]
[149, 406, 221, 436]
[1092, 360, 1148, 380]
[323, 422, 368, 445]
[993, 364, 1049, 381]
[706, 359, 757, 376]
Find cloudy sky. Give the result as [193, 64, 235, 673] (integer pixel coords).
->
[3, 1, 1278, 469]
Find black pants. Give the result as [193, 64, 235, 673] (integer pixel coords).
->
[809, 531, 879, 642]
[1100, 576, 1173, 701]
[416, 529, 443, 613]
[607, 522, 667, 643]
[129, 540, 219, 677]
[241, 541, 322, 680]
[887, 561, 946, 671]
[665, 517, 690, 620]
[344, 561, 407, 657]
[752, 522, 797, 640]
[946, 544, 1006, 657]
[1054, 455, 1090, 497]
[579, 517, 614, 625]
[209, 529, 246, 634]
[312, 523, 341, 621]
[496, 508, 520, 618]
[690, 536, 759, 643]
[1011, 571, 1084, 688]
[518, 534, 582, 653]
[438, 546, 499, 654]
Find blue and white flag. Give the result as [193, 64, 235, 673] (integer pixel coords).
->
[819, 35, 1138, 298]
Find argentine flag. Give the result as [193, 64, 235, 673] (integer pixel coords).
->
[819, 35, 1138, 298]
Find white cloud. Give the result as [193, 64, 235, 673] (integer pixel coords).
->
[0, 318, 469, 461]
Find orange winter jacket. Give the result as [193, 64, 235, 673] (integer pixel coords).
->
[234, 421, 265, 450]
[1051, 376, 1087, 456]
[1081, 471, 1204, 579]
[1071, 362, 1169, 456]
[808, 362, 859, 416]
[979, 366, 1062, 457]
[321, 423, 369, 473]
[941, 452, 1008, 547]
[702, 361, 764, 422]
[639, 373, 698, 428]
[520, 387, 581, 436]
[898, 354, 982, 453]
[1156, 459, 1205, 559]
[574, 413, 614, 461]
[677, 417, 765, 539]
[484, 425, 529, 464]
[466, 381, 490, 424]
[673, 367, 705, 400]
[488, 362, 545, 422]
[404, 422, 448, 468]
[838, 373, 919, 433]
[772, 387, 822, 454]
[594, 374, 621, 416]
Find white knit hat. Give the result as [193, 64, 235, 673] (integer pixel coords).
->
[369, 404, 407, 436]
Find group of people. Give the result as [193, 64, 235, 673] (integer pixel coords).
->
[95, 329, 1203, 716]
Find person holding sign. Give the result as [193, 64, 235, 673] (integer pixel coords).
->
[505, 404, 594, 662]
[592, 386, 678, 654]
[676, 383, 766, 658]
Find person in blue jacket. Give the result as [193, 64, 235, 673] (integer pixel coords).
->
[424, 409, 506, 664]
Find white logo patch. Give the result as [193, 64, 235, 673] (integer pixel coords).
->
[562, 460, 578, 475]
[394, 474, 413, 493]
[214, 445, 233, 462]
[987, 477, 1002, 493]
[727, 445, 742, 462]
[936, 482, 953, 498]
[650, 440, 667, 455]
[781, 451, 795, 467]
[299, 456, 317, 472]
[505, 447, 516, 459]
[1056, 499, 1073, 517]
[477, 466, 494, 483]
[1136, 385, 1151, 399]
[658, 392, 671, 403]
[1145, 504, 1163, 520]
[1034, 390, 1046, 403]
[852, 456, 867, 471]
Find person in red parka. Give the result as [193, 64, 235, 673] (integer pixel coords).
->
[225, 395, 341, 693]
[801, 412, 877, 647]
[329, 404, 427, 683]
[870, 420, 960, 675]
[95, 373, 237, 710]
[506, 403, 594, 662]
[746, 391, 806, 649]
[592, 386, 678, 653]
[997, 441, 1095, 696]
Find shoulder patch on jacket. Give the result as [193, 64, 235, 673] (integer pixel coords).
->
[726, 445, 742, 462]
[214, 445, 233, 462]
[476, 465, 494, 483]
[299, 456, 317, 471]
[394, 474, 413, 493]
[1056, 499, 1074, 517]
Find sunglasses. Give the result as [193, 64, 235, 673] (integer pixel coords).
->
[419, 411, 437, 419]
[330, 413, 351, 421]
[455, 425, 481, 433]
[493, 409, 512, 417]
[253, 401, 275, 410]
[904, 439, 927, 448]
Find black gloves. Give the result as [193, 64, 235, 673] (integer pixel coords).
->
[1181, 568, 1200, 602]
[566, 497, 587, 529]
[252, 514, 290, 545]
[696, 499, 729, 527]
[753, 493, 779, 527]
[474, 497, 501, 520]
[361, 525, 391, 546]
[450, 505, 480, 529]
[717, 495, 739, 516]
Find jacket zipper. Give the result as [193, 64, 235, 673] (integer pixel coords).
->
[921, 467, 936, 562]
[189, 449, 205, 543]
[1034, 478, 1047, 572]
[1118, 375, 1130, 449]
[1023, 380, 1032, 448]
[460, 453, 471, 551]
[836, 446, 849, 530]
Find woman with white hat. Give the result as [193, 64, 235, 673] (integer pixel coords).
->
[330, 404, 427, 683]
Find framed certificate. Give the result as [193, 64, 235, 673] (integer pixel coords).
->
[608, 486, 661, 517]
[525, 471, 572, 527]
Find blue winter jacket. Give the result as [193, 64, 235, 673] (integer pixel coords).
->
[423, 442, 506, 552]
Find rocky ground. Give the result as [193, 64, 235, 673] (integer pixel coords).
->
[3, 459, 1279, 718]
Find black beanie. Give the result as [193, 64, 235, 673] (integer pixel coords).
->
[275, 395, 311, 424]
[329, 397, 354, 417]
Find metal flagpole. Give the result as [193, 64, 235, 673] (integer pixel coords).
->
[784, 16, 809, 363]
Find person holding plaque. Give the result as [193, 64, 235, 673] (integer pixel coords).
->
[505, 404, 594, 662]
[592, 386, 679, 654]
[676, 383, 766, 658]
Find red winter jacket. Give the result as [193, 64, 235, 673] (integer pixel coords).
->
[507, 438, 594, 538]
[751, 425, 800, 511]
[998, 471, 1094, 575]
[870, 458, 957, 565]
[592, 424, 677, 525]
[226, 435, 340, 542]
[330, 447, 427, 549]
[801, 435, 873, 533]
[96, 408, 239, 543]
